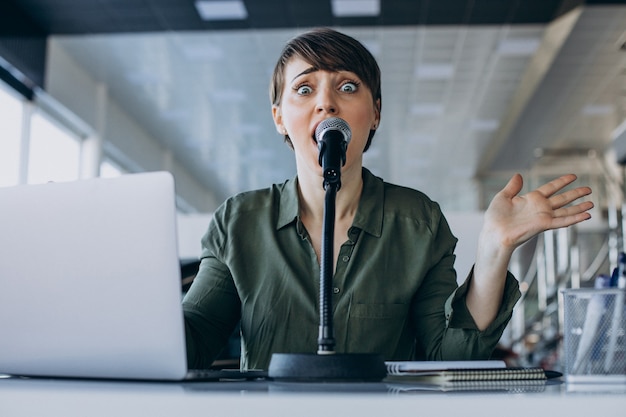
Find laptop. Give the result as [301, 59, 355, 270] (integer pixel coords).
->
[0, 172, 260, 381]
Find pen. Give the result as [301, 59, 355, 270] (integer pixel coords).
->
[603, 252, 626, 372]
[609, 263, 620, 287]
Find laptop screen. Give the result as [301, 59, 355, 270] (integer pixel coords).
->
[0, 172, 188, 380]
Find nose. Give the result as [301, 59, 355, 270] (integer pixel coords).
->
[316, 87, 337, 114]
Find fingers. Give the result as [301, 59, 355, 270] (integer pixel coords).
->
[535, 174, 578, 198]
[500, 173, 524, 198]
[548, 209, 593, 230]
[531, 174, 592, 213]
[505, 174, 588, 203]
[549, 185, 593, 209]
[542, 175, 593, 229]
[553, 200, 595, 218]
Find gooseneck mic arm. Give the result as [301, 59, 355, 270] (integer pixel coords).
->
[318, 182, 337, 353]
[267, 118, 386, 382]
[314, 117, 351, 354]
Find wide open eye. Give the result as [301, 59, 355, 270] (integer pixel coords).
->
[340, 81, 359, 93]
[296, 85, 313, 95]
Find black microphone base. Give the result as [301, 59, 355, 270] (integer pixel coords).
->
[268, 352, 387, 382]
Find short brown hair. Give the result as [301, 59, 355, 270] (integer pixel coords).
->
[270, 28, 382, 151]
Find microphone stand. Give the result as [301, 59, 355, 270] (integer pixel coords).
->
[317, 173, 339, 354]
[268, 145, 386, 382]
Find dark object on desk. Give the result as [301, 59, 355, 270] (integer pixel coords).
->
[268, 353, 387, 382]
[186, 369, 268, 382]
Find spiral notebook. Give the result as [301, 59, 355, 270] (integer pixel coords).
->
[386, 379, 549, 394]
[384, 361, 561, 384]
[385, 360, 506, 374]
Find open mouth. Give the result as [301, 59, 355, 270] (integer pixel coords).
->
[312, 119, 332, 145]
[311, 123, 321, 146]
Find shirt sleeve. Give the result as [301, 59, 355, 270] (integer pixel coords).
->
[410, 206, 521, 361]
[446, 267, 521, 332]
[441, 268, 521, 359]
[182, 212, 242, 369]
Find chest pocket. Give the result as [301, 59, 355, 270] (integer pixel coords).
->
[349, 303, 407, 319]
[345, 303, 410, 357]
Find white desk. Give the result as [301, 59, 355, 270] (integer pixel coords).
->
[1, 377, 625, 417]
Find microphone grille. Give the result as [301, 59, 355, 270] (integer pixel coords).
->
[315, 117, 351, 144]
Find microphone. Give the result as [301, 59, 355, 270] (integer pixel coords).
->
[315, 117, 351, 188]
[268, 115, 386, 382]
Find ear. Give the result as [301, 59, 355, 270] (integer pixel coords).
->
[372, 99, 381, 129]
[272, 105, 286, 135]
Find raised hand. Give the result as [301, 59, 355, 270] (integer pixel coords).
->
[469, 173, 593, 330]
[483, 173, 593, 251]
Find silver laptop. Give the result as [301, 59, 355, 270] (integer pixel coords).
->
[0, 172, 192, 381]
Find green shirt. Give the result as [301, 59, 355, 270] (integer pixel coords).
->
[183, 168, 521, 370]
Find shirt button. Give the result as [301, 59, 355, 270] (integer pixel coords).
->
[342, 255, 350, 262]
[333, 287, 341, 294]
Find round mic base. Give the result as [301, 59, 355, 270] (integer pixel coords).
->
[268, 352, 387, 382]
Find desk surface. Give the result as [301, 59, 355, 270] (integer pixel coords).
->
[1, 376, 625, 417]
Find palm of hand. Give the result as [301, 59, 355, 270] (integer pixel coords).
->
[484, 173, 593, 250]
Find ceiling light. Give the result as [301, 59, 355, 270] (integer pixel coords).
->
[497, 38, 540, 56]
[415, 64, 454, 80]
[410, 103, 445, 116]
[331, 0, 380, 17]
[470, 119, 499, 132]
[581, 104, 614, 116]
[195, 1, 248, 21]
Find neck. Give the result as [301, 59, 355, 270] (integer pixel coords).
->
[297, 164, 363, 222]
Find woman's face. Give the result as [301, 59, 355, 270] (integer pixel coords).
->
[272, 57, 380, 178]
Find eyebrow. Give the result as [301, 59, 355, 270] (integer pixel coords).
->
[291, 66, 318, 82]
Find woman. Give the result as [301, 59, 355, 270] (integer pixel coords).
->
[182, 28, 593, 370]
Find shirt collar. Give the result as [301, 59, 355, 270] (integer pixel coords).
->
[277, 176, 300, 230]
[353, 168, 383, 237]
[276, 168, 384, 238]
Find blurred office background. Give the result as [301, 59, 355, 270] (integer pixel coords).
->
[1, 0, 625, 369]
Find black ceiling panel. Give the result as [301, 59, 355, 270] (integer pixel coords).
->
[379, 0, 420, 25]
[511, 0, 564, 23]
[468, 0, 517, 24]
[0, 1, 46, 96]
[5, 0, 615, 36]
[0, 0, 620, 95]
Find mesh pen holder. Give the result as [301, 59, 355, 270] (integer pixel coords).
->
[562, 288, 626, 383]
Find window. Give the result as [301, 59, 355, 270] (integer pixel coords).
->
[28, 111, 81, 184]
[100, 158, 125, 178]
[0, 83, 23, 187]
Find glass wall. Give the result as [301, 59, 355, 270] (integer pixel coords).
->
[100, 158, 124, 178]
[0, 80, 204, 214]
[28, 111, 81, 184]
[0, 80, 127, 187]
[0, 85, 23, 187]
